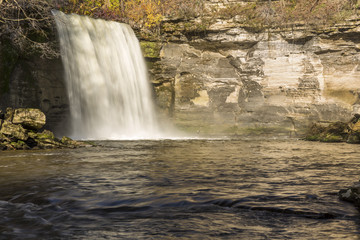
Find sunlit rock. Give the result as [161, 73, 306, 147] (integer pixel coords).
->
[151, 16, 360, 135]
[12, 108, 46, 130]
[304, 114, 360, 143]
[0, 120, 28, 141]
[0, 107, 87, 150]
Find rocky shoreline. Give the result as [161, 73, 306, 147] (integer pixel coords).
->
[303, 116, 360, 210]
[0, 107, 87, 150]
[304, 114, 360, 144]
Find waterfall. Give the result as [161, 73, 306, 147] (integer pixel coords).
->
[52, 11, 163, 140]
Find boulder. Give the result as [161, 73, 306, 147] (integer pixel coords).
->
[0, 120, 28, 141]
[12, 108, 46, 130]
[339, 181, 360, 208]
[304, 121, 349, 142]
[0, 107, 88, 150]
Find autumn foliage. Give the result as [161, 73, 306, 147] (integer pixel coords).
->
[0, 0, 359, 58]
[55, 0, 360, 31]
[214, 0, 358, 29]
[60, 0, 204, 29]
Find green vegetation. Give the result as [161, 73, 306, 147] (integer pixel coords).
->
[60, 0, 204, 29]
[140, 41, 161, 58]
[36, 130, 55, 140]
[347, 133, 360, 143]
[212, 0, 358, 30]
[320, 133, 344, 142]
[304, 121, 350, 142]
[59, 0, 360, 32]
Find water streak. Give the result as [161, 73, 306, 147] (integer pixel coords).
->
[53, 11, 162, 140]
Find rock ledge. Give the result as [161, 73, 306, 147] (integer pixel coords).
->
[304, 114, 360, 143]
[0, 107, 87, 150]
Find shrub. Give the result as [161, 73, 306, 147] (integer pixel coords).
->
[60, 0, 205, 30]
[212, 0, 357, 29]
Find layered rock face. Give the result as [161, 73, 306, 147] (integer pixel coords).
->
[149, 16, 360, 135]
[0, 39, 69, 134]
[2, 3, 360, 136]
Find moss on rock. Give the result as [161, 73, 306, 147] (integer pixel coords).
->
[12, 108, 46, 130]
[36, 129, 55, 140]
[0, 107, 89, 150]
[140, 41, 162, 59]
[347, 132, 360, 144]
[304, 115, 360, 143]
[10, 140, 29, 150]
[320, 133, 343, 142]
[0, 120, 28, 141]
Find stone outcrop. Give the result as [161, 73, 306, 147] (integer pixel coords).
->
[0, 107, 85, 150]
[339, 181, 360, 210]
[0, 120, 28, 142]
[147, 9, 360, 135]
[304, 114, 360, 143]
[12, 108, 46, 130]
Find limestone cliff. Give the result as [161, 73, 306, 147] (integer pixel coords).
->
[146, 6, 360, 135]
[2, 1, 360, 136]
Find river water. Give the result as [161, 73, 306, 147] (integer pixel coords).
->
[0, 138, 359, 239]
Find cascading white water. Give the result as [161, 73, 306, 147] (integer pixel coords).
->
[52, 10, 163, 140]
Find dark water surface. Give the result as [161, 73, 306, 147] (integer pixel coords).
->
[0, 138, 359, 239]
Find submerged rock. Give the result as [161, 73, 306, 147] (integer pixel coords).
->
[339, 181, 360, 209]
[0, 107, 86, 150]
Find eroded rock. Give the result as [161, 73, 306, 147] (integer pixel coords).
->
[12, 108, 46, 130]
[148, 15, 360, 135]
[305, 114, 360, 143]
[0, 120, 28, 141]
[339, 181, 360, 209]
[0, 107, 86, 150]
